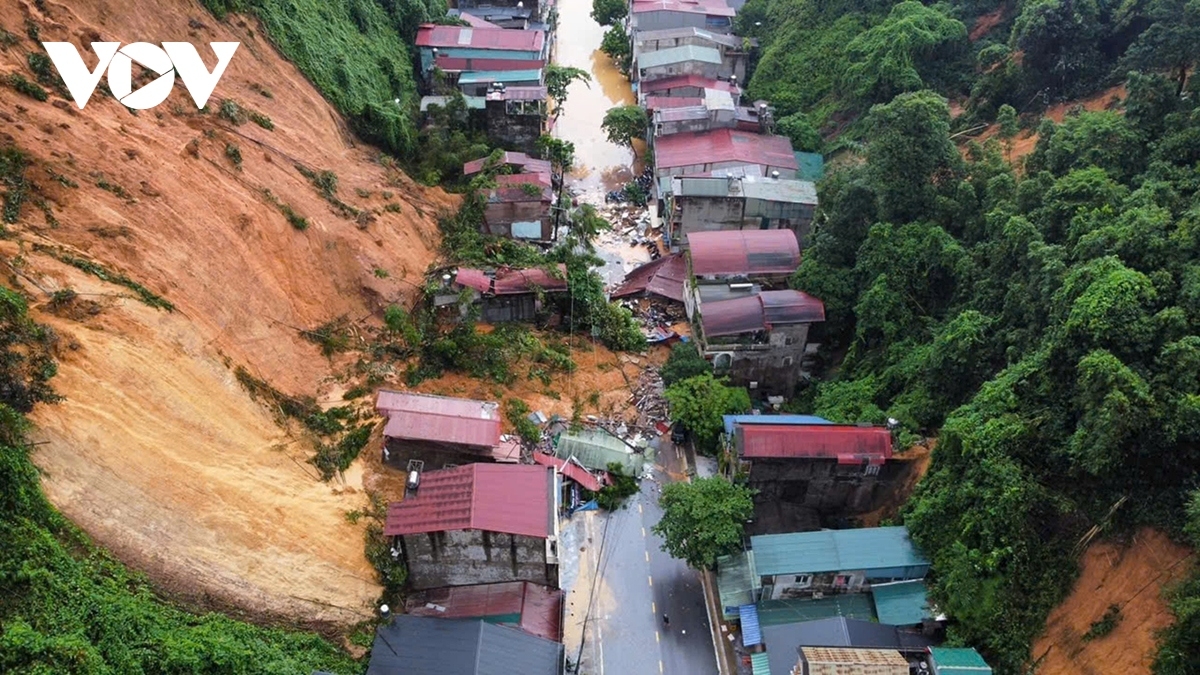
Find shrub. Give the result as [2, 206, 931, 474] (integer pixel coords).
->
[249, 110, 274, 130]
[7, 73, 47, 102]
[225, 142, 243, 168]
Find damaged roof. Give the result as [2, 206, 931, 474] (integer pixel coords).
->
[463, 152, 552, 176]
[405, 581, 564, 643]
[688, 230, 801, 276]
[532, 451, 606, 492]
[377, 390, 502, 448]
[736, 423, 893, 464]
[455, 265, 568, 295]
[611, 253, 687, 302]
[654, 128, 798, 171]
[384, 464, 552, 538]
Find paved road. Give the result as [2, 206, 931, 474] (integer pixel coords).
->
[573, 442, 718, 675]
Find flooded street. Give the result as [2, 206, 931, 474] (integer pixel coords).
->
[551, 0, 637, 197]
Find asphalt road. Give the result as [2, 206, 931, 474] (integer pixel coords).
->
[577, 442, 718, 675]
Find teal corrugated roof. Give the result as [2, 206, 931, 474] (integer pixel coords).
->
[639, 44, 723, 69]
[757, 595, 875, 626]
[795, 152, 824, 181]
[739, 604, 763, 647]
[930, 647, 992, 674]
[750, 527, 929, 576]
[554, 430, 643, 475]
[458, 69, 542, 84]
[717, 551, 759, 618]
[750, 652, 771, 675]
[871, 579, 930, 625]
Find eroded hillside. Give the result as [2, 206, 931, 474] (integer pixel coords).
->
[0, 0, 454, 627]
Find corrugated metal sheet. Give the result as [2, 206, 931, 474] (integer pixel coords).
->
[639, 44, 723, 69]
[688, 229, 800, 276]
[740, 176, 818, 204]
[928, 647, 993, 674]
[641, 74, 740, 94]
[870, 580, 930, 626]
[384, 464, 551, 538]
[635, 26, 742, 48]
[367, 616, 562, 675]
[463, 152, 552, 176]
[655, 129, 798, 171]
[555, 430, 644, 474]
[645, 95, 705, 110]
[800, 647, 908, 674]
[764, 617, 933, 652]
[532, 451, 604, 492]
[631, 0, 736, 17]
[796, 151, 825, 182]
[405, 582, 563, 643]
[416, 24, 546, 52]
[737, 423, 890, 464]
[611, 253, 687, 302]
[455, 268, 493, 293]
[750, 527, 930, 577]
[717, 551, 759, 618]
[758, 595, 876, 627]
[750, 652, 772, 675]
[761, 289, 826, 324]
[458, 265, 567, 296]
[377, 390, 501, 448]
[740, 604, 763, 647]
[723, 414, 831, 435]
[493, 85, 548, 101]
[458, 69, 543, 85]
[704, 87, 736, 111]
[436, 56, 545, 72]
[512, 220, 544, 239]
[700, 295, 765, 336]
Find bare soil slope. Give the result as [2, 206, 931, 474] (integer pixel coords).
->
[1032, 528, 1192, 675]
[1, 0, 453, 627]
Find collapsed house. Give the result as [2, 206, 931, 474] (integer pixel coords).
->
[375, 390, 510, 469]
[432, 264, 569, 323]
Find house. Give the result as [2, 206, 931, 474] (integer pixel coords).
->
[630, 0, 736, 34]
[637, 44, 724, 83]
[384, 463, 559, 589]
[927, 647, 993, 675]
[727, 422, 913, 532]
[480, 177, 554, 241]
[639, 75, 741, 104]
[415, 25, 547, 79]
[405, 581, 564, 642]
[633, 27, 751, 81]
[366, 615, 562, 675]
[650, 89, 772, 138]
[794, 647, 909, 675]
[453, 0, 546, 22]
[764, 617, 934, 675]
[375, 390, 504, 468]
[457, 69, 543, 95]
[449, 6, 544, 29]
[871, 579, 935, 627]
[433, 264, 568, 323]
[723, 414, 832, 435]
[666, 173, 818, 249]
[750, 526, 930, 601]
[554, 429, 644, 475]
[653, 128, 798, 181]
[463, 151, 552, 177]
[483, 86, 548, 153]
[611, 253, 688, 303]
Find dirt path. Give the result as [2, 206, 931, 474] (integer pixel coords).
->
[1032, 528, 1192, 675]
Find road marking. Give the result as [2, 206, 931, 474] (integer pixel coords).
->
[645, 550, 650, 562]
[638, 503, 643, 514]
[659, 660, 664, 673]
[655, 630, 660, 644]
[652, 601, 656, 613]
[648, 575, 653, 587]
[641, 527, 646, 538]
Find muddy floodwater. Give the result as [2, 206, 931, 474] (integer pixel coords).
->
[552, 0, 640, 197]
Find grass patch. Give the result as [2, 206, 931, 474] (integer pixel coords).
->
[383, 202, 402, 213]
[31, 244, 174, 311]
[261, 188, 309, 230]
[0, 27, 17, 49]
[1, 145, 31, 224]
[94, 175, 133, 202]
[225, 142, 243, 169]
[295, 164, 359, 218]
[1083, 604, 1121, 641]
[7, 73, 48, 102]
[249, 110, 274, 130]
[218, 98, 245, 124]
[504, 398, 541, 444]
[303, 316, 353, 357]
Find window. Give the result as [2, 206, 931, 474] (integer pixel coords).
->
[791, 574, 812, 588]
[834, 574, 850, 587]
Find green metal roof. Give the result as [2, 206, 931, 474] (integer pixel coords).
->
[420, 95, 486, 111]
[639, 44, 723, 69]
[929, 647, 992, 674]
[757, 595, 875, 626]
[795, 152, 824, 182]
[554, 430, 643, 475]
[871, 579, 931, 626]
[750, 527, 930, 577]
[458, 69, 542, 85]
[750, 652, 771, 675]
[717, 551, 760, 618]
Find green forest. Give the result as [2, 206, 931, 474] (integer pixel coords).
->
[735, 0, 1200, 670]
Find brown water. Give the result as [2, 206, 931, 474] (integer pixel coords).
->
[551, 0, 638, 196]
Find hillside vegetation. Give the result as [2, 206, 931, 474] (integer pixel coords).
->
[741, 1, 1200, 670]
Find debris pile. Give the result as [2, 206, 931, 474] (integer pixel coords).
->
[628, 364, 669, 431]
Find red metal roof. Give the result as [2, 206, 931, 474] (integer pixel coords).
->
[737, 424, 893, 464]
[376, 390, 501, 448]
[455, 265, 567, 295]
[532, 451, 605, 492]
[611, 253, 687, 302]
[631, 0, 736, 17]
[384, 464, 552, 537]
[488, 85, 548, 101]
[415, 25, 546, 52]
[435, 56, 546, 72]
[688, 229, 800, 276]
[496, 172, 553, 189]
[641, 75, 740, 94]
[701, 290, 824, 336]
[760, 289, 826, 324]
[655, 129, 798, 172]
[406, 581, 564, 642]
[644, 96, 704, 110]
[463, 152, 552, 176]
[489, 185, 553, 203]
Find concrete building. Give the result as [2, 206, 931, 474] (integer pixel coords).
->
[666, 173, 818, 248]
[479, 176, 554, 241]
[637, 44, 724, 83]
[648, 88, 774, 139]
[653, 128, 799, 180]
[639, 75, 741, 105]
[385, 463, 560, 589]
[633, 27, 751, 81]
[611, 253, 688, 304]
[415, 25, 547, 79]
[375, 390, 505, 469]
[630, 0, 736, 34]
[452, 0, 546, 21]
[449, 7, 543, 29]
[750, 526, 930, 601]
[433, 264, 568, 323]
[482, 86, 547, 153]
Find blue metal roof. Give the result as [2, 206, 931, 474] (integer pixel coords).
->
[929, 647, 993, 674]
[750, 527, 930, 577]
[458, 69, 542, 84]
[871, 579, 931, 626]
[723, 414, 832, 435]
[739, 604, 762, 648]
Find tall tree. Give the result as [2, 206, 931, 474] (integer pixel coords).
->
[544, 65, 591, 113]
[841, 1, 968, 104]
[663, 373, 751, 453]
[591, 0, 628, 26]
[653, 477, 755, 570]
[1124, 0, 1200, 95]
[600, 105, 648, 151]
[864, 90, 962, 224]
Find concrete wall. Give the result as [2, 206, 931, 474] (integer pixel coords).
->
[480, 293, 538, 322]
[485, 99, 544, 154]
[632, 12, 732, 33]
[483, 201, 553, 240]
[384, 438, 495, 471]
[400, 529, 557, 589]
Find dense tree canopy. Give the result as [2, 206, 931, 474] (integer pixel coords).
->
[664, 374, 751, 453]
[653, 477, 755, 570]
